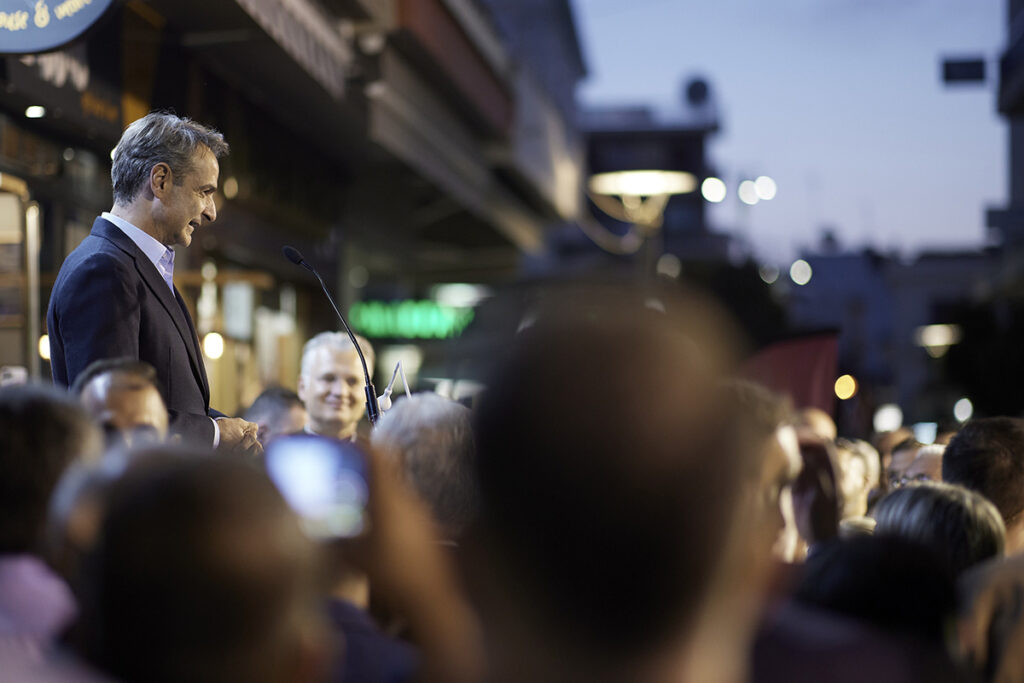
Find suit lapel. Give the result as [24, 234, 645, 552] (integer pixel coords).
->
[91, 218, 211, 407]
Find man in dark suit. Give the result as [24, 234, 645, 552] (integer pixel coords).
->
[47, 112, 258, 451]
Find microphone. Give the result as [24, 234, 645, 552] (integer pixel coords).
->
[377, 360, 412, 411]
[282, 246, 380, 425]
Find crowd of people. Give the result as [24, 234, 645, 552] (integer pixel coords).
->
[5, 282, 1024, 682]
[7, 112, 1024, 682]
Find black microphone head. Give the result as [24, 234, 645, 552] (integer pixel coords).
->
[282, 245, 305, 266]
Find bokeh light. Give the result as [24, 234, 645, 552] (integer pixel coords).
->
[759, 264, 780, 284]
[873, 404, 903, 433]
[790, 259, 812, 285]
[954, 397, 974, 422]
[701, 177, 727, 203]
[755, 175, 777, 200]
[834, 374, 857, 400]
[203, 332, 225, 360]
[738, 180, 759, 205]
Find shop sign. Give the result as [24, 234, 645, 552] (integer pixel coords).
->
[0, 0, 116, 55]
[350, 300, 475, 339]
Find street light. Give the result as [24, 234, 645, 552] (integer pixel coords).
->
[583, 169, 698, 254]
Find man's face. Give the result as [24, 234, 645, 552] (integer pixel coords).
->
[82, 376, 169, 448]
[298, 346, 364, 438]
[153, 146, 219, 248]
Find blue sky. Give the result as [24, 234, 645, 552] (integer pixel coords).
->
[571, 0, 1005, 263]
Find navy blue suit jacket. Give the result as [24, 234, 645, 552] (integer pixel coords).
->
[47, 217, 217, 445]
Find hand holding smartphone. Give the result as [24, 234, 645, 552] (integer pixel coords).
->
[264, 434, 369, 539]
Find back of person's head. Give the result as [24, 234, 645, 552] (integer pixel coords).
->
[76, 450, 323, 683]
[872, 481, 1004, 577]
[794, 535, 957, 645]
[0, 383, 102, 554]
[943, 417, 1024, 533]
[371, 392, 476, 537]
[469, 283, 743, 663]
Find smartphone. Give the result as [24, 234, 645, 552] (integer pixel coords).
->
[264, 434, 369, 539]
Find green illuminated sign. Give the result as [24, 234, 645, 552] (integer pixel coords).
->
[350, 300, 474, 339]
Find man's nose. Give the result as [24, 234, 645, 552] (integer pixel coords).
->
[203, 196, 217, 223]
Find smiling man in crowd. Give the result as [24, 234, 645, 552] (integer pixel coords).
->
[47, 112, 258, 452]
[297, 331, 375, 442]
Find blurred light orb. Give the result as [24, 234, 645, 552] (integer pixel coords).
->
[203, 332, 225, 360]
[738, 180, 759, 205]
[755, 175, 778, 200]
[25, 105, 45, 119]
[656, 253, 682, 278]
[701, 177, 727, 203]
[790, 259, 812, 285]
[223, 176, 239, 199]
[759, 264, 780, 284]
[873, 404, 903, 433]
[38, 335, 50, 361]
[835, 374, 857, 400]
[954, 397, 973, 422]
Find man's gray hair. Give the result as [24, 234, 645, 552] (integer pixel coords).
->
[300, 331, 375, 378]
[112, 112, 229, 205]
[371, 393, 476, 536]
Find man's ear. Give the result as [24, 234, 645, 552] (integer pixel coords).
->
[150, 162, 172, 197]
[296, 375, 307, 403]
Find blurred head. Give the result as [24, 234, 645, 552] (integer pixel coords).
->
[467, 284, 746, 671]
[794, 535, 956, 646]
[902, 444, 944, 485]
[798, 407, 837, 442]
[0, 384, 102, 554]
[943, 417, 1024, 553]
[873, 427, 914, 474]
[727, 380, 801, 558]
[46, 456, 130, 587]
[74, 358, 169, 450]
[76, 451, 325, 683]
[791, 437, 843, 548]
[298, 332, 374, 440]
[873, 481, 1004, 578]
[244, 387, 308, 447]
[371, 392, 476, 538]
[835, 438, 881, 518]
[887, 437, 923, 489]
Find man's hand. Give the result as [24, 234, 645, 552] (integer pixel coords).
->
[216, 417, 262, 455]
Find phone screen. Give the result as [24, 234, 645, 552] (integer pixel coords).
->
[264, 434, 369, 539]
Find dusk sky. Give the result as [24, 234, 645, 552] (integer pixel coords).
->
[570, 0, 1005, 264]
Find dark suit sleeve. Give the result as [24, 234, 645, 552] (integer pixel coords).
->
[169, 410, 216, 446]
[51, 251, 141, 387]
